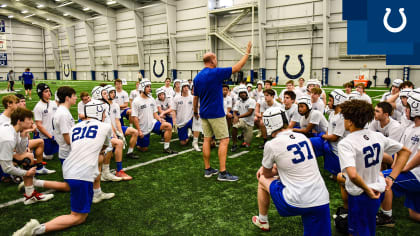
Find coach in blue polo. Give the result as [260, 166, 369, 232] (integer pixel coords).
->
[193, 41, 252, 182]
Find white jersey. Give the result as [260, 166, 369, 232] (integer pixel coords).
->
[285, 104, 301, 124]
[77, 101, 87, 117]
[401, 115, 413, 128]
[262, 130, 329, 208]
[327, 112, 346, 156]
[173, 95, 194, 127]
[115, 90, 129, 107]
[338, 129, 403, 196]
[173, 91, 181, 99]
[368, 118, 403, 142]
[33, 100, 58, 139]
[251, 89, 264, 103]
[0, 114, 10, 124]
[131, 95, 158, 135]
[359, 93, 372, 104]
[295, 86, 307, 97]
[109, 102, 121, 130]
[300, 110, 328, 134]
[223, 95, 233, 115]
[0, 123, 28, 161]
[234, 98, 256, 126]
[258, 100, 281, 114]
[156, 98, 172, 116]
[311, 99, 325, 114]
[161, 86, 175, 99]
[129, 90, 140, 102]
[399, 124, 420, 181]
[380, 92, 392, 102]
[63, 120, 112, 182]
[53, 106, 75, 159]
[280, 89, 302, 102]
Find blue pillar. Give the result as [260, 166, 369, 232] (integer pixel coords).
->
[322, 67, 329, 86]
[250, 69, 254, 83]
[403, 67, 410, 81]
[91, 71, 96, 81]
[259, 68, 266, 81]
[56, 71, 60, 80]
[44, 72, 47, 80]
[113, 70, 118, 80]
[140, 69, 145, 78]
[172, 69, 177, 80]
[72, 71, 77, 80]
[275, 76, 279, 85]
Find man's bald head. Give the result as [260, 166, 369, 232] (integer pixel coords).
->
[203, 52, 217, 68]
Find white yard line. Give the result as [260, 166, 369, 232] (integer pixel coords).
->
[159, 138, 179, 144]
[228, 151, 249, 159]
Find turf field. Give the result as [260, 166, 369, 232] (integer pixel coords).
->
[0, 80, 418, 235]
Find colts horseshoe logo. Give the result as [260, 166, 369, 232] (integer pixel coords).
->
[63, 64, 70, 78]
[153, 59, 165, 78]
[383, 8, 407, 33]
[283, 54, 305, 80]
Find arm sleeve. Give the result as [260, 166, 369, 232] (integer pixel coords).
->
[78, 102, 84, 115]
[389, 124, 404, 142]
[383, 136, 404, 156]
[152, 100, 158, 113]
[262, 144, 275, 169]
[249, 99, 256, 110]
[309, 111, 322, 125]
[233, 102, 239, 112]
[368, 121, 377, 131]
[0, 160, 27, 176]
[338, 140, 356, 171]
[217, 67, 233, 83]
[0, 140, 15, 161]
[33, 105, 43, 121]
[131, 100, 139, 117]
[332, 116, 345, 137]
[123, 91, 129, 103]
[291, 110, 301, 123]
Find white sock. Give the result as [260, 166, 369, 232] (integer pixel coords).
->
[25, 185, 35, 196]
[382, 209, 392, 217]
[127, 147, 134, 154]
[34, 179, 45, 188]
[102, 164, 110, 173]
[93, 188, 101, 195]
[33, 224, 46, 235]
[193, 137, 198, 144]
[258, 214, 268, 222]
[164, 142, 170, 149]
[129, 124, 133, 128]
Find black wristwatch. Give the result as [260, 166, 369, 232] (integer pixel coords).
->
[386, 175, 395, 182]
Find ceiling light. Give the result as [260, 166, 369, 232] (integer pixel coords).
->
[0, 4, 7, 8]
[83, 7, 90, 11]
[107, 1, 117, 5]
[37, 4, 44, 8]
[57, 1, 73, 7]
[46, 18, 50, 21]
[8, 15, 13, 18]
[24, 14, 35, 18]
[21, 10, 28, 14]
[63, 13, 69, 16]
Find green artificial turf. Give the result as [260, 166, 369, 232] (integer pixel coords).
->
[0, 81, 418, 235]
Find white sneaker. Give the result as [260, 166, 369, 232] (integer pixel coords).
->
[101, 171, 123, 182]
[193, 142, 201, 152]
[92, 191, 115, 204]
[252, 216, 270, 231]
[256, 131, 262, 138]
[13, 219, 40, 236]
[24, 191, 54, 205]
[35, 166, 56, 175]
[42, 155, 53, 160]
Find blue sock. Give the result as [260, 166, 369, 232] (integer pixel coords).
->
[116, 162, 123, 172]
[59, 159, 64, 165]
[36, 163, 43, 170]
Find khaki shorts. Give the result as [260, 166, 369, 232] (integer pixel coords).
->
[201, 117, 229, 140]
[233, 119, 254, 144]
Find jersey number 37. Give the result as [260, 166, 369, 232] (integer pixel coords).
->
[287, 141, 314, 164]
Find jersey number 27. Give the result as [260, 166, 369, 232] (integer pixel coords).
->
[363, 143, 381, 168]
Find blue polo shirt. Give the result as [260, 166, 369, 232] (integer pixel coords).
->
[22, 72, 34, 84]
[193, 67, 232, 119]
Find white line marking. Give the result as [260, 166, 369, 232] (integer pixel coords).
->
[228, 151, 249, 159]
[0, 190, 55, 209]
[159, 138, 179, 144]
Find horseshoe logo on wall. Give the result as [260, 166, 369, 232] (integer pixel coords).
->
[153, 59, 165, 78]
[283, 54, 305, 80]
[63, 64, 71, 78]
[383, 8, 407, 33]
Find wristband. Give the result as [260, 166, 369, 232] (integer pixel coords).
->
[386, 175, 395, 182]
[194, 112, 198, 115]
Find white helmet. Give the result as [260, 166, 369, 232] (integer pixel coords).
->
[400, 88, 412, 98]
[156, 88, 166, 97]
[181, 81, 190, 89]
[237, 85, 249, 97]
[330, 89, 348, 106]
[85, 100, 107, 121]
[92, 86, 104, 100]
[392, 79, 403, 88]
[407, 88, 420, 119]
[106, 86, 116, 100]
[263, 106, 288, 136]
[247, 83, 253, 88]
[297, 95, 312, 110]
[306, 79, 319, 89]
[54, 91, 59, 103]
[348, 91, 361, 100]
[173, 79, 181, 86]
[257, 81, 264, 87]
[139, 79, 152, 93]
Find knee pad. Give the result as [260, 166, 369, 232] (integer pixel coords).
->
[13, 157, 33, 170]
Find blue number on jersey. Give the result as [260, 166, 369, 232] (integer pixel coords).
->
[363, 143, 381, 168]
[72, 125, 98, 142]
[287, 140, 314, 164]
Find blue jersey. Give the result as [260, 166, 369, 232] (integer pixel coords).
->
[193, 67, 232, 119]
[22, 72, 34, 84]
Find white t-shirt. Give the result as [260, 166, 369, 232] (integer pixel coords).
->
[223, 95, 233, 115]
[63, 120, 112, 182]
[399, 124, 420, 181]
[115, 90, 129, 107]
[161, 86, 175, 99]
[262, 130, 329, 208]
[285, 104, 301, 124]
[109, 102, 121, 130]
[33, 100, 58, 139]
[258, 100, 281, 113]
[234, 98, 256, 126]
[251, 89, 265, 103]
[295, 86, 307, 97]
[0, 114, 10, 124]
[300, 110, 328, 134]
[280, 89, 302, 102]
[77, 101, 87, 118]
[368, 118, 403, 142]
[0, 123, 28, 161]
[338, 129, 403, 196]
[53, 105, 75, 159]
[131, 95, 158, 135]
[129, 90, 140, 102]
[173, 95, 194, 127]
[400, 115, 413, 129]
[327, 112, 346, 156]
[359, 93, 372, 104]
[380, 92, 392, 102]
[311, 99, 325, 114]
[156, 98, 172, 116]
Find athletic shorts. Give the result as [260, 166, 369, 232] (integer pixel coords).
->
[164, 116, 173, 126]
[122, 125, 128, 135]
[119, 108, 130, 127]
[66, 179, 93, 214]
[136, 121, 162, 148]
[383, 169, 420, 213]
[269, 180, 332, 236]
[24, 83, 33, 90]
[178, 119, 193, 141]
[310, 137, 341, 175]
[348, 192, 383, 236]
[201, 117, 229, 140]
[33, 133, 59, 156]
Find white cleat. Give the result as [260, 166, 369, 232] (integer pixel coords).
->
[92, 191, 115, 204]
[13, 219, 40, 236]
[24, 191, 54, 205]
[252, 216, 270, 232]
[101, 171, 123, 182]
[35, 166, 56, 175]
[42, 155, 53, 160]
[193, 142, 201, 152]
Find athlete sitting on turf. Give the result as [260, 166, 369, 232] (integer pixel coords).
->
[336, 100, 410, 236]
[293, 95, 328, 137]
[252, 106, 331, 235]
[381, 79, 403, 121]
[131, 79, 177, 154]
[355, 83, 372, 104]
[13, 100, 115, 236]
[251, 81, 265, 103]
[173, 79, 182, 98]
[129, 80, 141, 109]
[254, 89, 281, 149]
[155, 88, 174, 125]
[310, 87, 325, 114]
[283, 91, 301, 129]
[77, 92, 91, 121]
[160, 77, 175, 100]
[223, 84, 233, 133]
[114, 79, 131, 127]
[369, 102, 403, 142]
[377, 88, 420, 226]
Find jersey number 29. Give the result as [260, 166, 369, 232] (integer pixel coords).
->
[72, 125, 98, 142]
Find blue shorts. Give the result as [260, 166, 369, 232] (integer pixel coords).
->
[348, 192, 383, 236]
[177, 119, 193, 141]
[59, 158, 65, 165]
[269, 180, 332, 236]
[164, 116, 173, 126]
[122, 125, 128, 135]
[310, 137, 341, 175]
[119, 108, 130, 127]
[65, 179, 93, 214]
[136, 121, 162, 148]
[383, 169, 420, 213]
